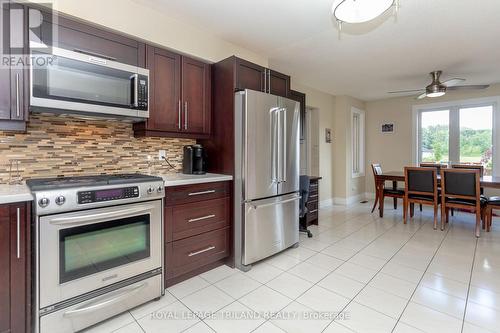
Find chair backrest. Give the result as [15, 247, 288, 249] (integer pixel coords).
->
[420, 163, 447, 174]
[299, 175, 311, 217]
[405, 167, 437, 196]
[441, 169, 480, 201]
[451, 164, 484, 177]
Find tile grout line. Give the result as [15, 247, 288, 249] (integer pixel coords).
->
[321, 215, 433, 332]
[460, 236, 478, 333]
[390, 220, 453, 333]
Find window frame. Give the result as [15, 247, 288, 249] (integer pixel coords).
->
[412, 96, 500, 176]
[351, 107, 365, 178]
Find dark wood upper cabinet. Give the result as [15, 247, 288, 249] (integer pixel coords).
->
[0, 202, 31, 333]
[34, 5, 145, 67]
[269, 70, 291, 98]
[230, 56, 290, 98]
[0, 2, 28, 132]
[182, 56, 211, 135]
[234, 58, 265, 92]
[134, 46, 212, 139]
[290, 90, 306, 141]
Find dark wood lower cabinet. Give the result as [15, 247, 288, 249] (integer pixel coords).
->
[0, 202, 31, 333]
[164, 181, 231, 287]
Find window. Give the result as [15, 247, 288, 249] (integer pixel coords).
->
[351, 108, 365, 177]
[416, 100, 496, 176]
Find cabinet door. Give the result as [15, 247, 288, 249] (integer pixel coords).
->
[0, 2, 27, 130]
[147, 46, 182, 132]
[182, 56, 211, 135]
[235, 58, 265, 92]
[0, 203, 29, 333]
[269, 70, 290, 97]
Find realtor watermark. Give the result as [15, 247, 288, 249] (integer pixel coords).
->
[149, 309, 351, 321]
[0, 0, 57, 69]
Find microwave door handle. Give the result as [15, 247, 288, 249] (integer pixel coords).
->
[73, 48, 117, 62]
[131, 74, 139, 108]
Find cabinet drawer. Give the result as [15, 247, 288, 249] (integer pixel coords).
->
[307, 210, 318, 223]
[166, 228, 230, 278]
[306, 200, 318, 213]
[170, 198, 229, 241]
[165, 181, 230, 206]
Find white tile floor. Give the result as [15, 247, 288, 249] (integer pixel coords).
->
[87, 200, 500, 333]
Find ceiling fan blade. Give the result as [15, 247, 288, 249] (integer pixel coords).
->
[416, 92, 427, 100]
[442, 78, 465, 87]
[447, 84, 490, 91]
[388, 89, 425, 94]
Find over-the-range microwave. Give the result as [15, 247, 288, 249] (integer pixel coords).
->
[30, 47, 149, 120]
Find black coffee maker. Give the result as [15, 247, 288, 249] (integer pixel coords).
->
[182, 144, 206, 175]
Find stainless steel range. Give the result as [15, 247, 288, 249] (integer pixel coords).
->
[27, 174, 165, 333]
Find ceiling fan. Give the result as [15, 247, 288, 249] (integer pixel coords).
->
[388, 71, 490, 99]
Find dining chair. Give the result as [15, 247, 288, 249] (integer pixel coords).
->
[440, 169, 487, 237]
[371, 163, 405, 214]
[404, 167, 439, 229]
[418, 163, 447, 212]
[451, 163, 485, 176]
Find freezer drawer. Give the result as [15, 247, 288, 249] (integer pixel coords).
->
[243, 193, 299, 265]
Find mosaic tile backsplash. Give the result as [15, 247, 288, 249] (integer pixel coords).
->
[0, 113, 195, 183]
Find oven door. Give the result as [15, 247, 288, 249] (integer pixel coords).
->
[38, 200, 162, 308]
[30, 47, 149, 119]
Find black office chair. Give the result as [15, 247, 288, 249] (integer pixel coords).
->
[299, 175, 313, 238]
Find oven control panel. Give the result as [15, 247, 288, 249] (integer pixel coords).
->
[78, 186, 139, 204]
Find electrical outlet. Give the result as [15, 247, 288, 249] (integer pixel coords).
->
[158, 150, 166, 160]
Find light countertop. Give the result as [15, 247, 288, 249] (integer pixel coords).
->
[160, 173, 233, 187]
[0, 184, 34, 204]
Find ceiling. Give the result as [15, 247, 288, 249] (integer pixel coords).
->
[138, 0, 500, 101]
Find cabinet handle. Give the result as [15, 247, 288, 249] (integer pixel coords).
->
[188, 246, 216, 257]
[188, 214, 216, 223]
[268, 69, 271, 93]
[15, 73, 20, 118]
[178, 100, 181, 130]
[188, 190, 216, 196]
[16, 208, 20, 259]
[184, 101, 188, 130]
[309, 194, 318, 198]
[310, 209, 318, 214]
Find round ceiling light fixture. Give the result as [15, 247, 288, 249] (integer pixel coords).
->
[332, 0, 398, 25]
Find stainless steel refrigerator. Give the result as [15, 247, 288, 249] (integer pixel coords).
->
[234, 89, 300, 271]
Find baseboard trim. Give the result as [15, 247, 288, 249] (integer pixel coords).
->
[332, 193, 366, 206]
[319, 198, 334, 208]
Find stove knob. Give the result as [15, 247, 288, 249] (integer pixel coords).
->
[157, 186, 163, 193]
[38, 197, 50, 208]
[55, 195, 66, 206]
[147, 187, 154, 194]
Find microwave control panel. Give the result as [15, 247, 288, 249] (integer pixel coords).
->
[133, 74, 148, 110]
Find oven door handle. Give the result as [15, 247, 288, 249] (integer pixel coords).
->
[63, 281, 148, 318]
[49, 205, 156, 226]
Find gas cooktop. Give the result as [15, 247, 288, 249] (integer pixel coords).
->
[26, 173, 163, 191]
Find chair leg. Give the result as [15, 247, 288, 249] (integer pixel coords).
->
[451, 208, 454, 217]
[440, 204, 446, 231]
[420, 204, 423, 212]
[393, 197, 397, 210]
[475, 210, 481, 238]
[410, 203, 415, 218]
[445, 207, 450, 225]
[488, 207, 493, 232]
[379, 193, 385, 218]
[371, 192, 379, 213]
[433, 204, 438, 230]
[403, 198, 408, 224]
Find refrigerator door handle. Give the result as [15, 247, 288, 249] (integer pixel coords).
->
[276, 106, 282, 183]
[271, 107, 279, 183]
[281, 107, 287, 183]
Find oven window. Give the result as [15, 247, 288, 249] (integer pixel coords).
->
[59, 214, 150, 284]
[32, 51, 133, 108]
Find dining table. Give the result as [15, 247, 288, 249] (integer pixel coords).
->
[375, 171, 500, 217]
